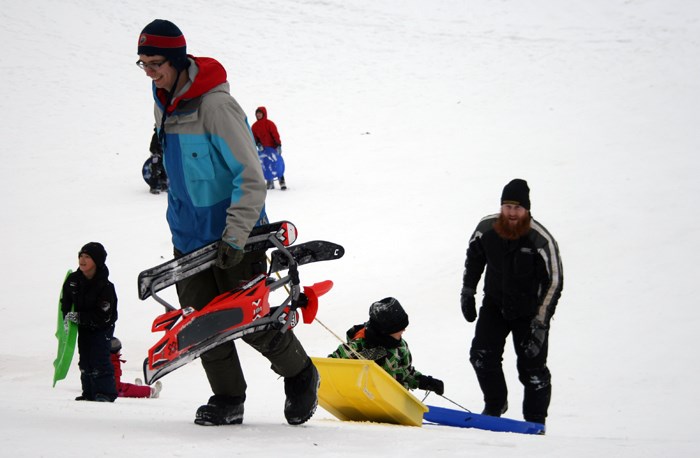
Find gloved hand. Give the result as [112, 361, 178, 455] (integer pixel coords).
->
[276, 145, 282, 155]
[418, 375, 445, 395]
[65, 311, 80, 325]
[256, 143, 263, 152]
[460, 287, 477, 322]
[521, 319, 548, 358]
[215, 242, 244, 270]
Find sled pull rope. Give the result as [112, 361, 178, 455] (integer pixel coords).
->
[421, 391, 472, 413]
[266, 254, 366, 361]
[313, 315, 366, 361]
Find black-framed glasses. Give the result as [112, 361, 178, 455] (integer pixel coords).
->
[136, 59, 168, 71]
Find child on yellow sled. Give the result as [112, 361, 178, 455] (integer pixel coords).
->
[328, 297, 444, 395]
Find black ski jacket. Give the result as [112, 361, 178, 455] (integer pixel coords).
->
[61, 267, 118, 329]
[462, 214, 563, 322]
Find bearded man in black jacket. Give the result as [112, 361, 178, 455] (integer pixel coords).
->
[461, 179, 563, 426]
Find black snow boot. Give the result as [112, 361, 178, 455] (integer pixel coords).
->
[481, 401, 508, 417]
[194, 395, 245, 426]
[284, 359, 320, 425]
[94, 393, 116, 402]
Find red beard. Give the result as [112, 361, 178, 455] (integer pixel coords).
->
[493, 212, 531, 240]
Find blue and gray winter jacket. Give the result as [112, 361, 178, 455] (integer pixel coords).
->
[152, 56, 267, 253]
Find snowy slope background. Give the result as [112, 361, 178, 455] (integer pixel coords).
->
[1, 0, 698, 456]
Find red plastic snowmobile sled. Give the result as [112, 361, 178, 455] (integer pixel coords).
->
[137, 222, 343, 385]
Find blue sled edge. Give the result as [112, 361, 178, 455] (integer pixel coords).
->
[423, 405, 545, 435]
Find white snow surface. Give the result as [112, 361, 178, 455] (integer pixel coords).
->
[1, 0, 698, 456]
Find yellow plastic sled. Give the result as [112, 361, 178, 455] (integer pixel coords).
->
[311, 357, 428, 427]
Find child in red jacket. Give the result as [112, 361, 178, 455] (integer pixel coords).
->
[110, 337, 162, 398]
[251, 106, 286, 190]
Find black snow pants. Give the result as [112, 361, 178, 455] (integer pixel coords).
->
[77, 325, 117, 401]
[469, 298, 551, 423]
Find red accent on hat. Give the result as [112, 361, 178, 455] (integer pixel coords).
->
[139, 33, 186, 49]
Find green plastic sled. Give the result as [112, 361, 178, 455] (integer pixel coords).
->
[53, 270, 78, 387]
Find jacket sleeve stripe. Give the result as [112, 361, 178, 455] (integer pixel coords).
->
[531, 220, 563, 322]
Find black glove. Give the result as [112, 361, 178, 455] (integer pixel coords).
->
[215, 242, 244, 269]
[460, 288, 477, 322]
[521, 319, 548, 358]
[418, 375, 444, 395]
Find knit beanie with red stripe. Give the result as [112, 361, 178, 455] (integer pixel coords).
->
[137, 19, 189, 71]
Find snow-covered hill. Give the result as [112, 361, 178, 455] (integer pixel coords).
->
[1, 0, 698, 456]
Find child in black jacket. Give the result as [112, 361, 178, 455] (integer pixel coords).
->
[61, 242, 118, 402]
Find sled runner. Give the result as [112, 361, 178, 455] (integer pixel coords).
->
[311, 357, 428, 427]
[138, 222, 343, 385]
[138, 221, 298, 309]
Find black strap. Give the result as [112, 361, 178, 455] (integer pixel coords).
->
[157, 70, 182, 151]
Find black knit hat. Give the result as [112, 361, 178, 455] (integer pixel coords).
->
[501, 178, 531, 210]
[367, 297, 409, 335]
[79, 242, 107, 269]
[137, 19, 189, 71]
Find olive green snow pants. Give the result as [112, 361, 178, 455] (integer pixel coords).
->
[175, 249, 308, 398]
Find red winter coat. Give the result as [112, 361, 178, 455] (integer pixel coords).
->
[251, 106, 281, 148]
[111, 353, 151, 398]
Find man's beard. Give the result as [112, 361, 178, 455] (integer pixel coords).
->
[494, 212, 531, 240]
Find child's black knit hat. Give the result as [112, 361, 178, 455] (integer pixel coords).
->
[79, 242, 107, 268]
[367, 297, 409, 335]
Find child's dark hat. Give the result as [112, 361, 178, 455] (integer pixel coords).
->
[79, 242, 107, 269]
[367, 297, 409, 335]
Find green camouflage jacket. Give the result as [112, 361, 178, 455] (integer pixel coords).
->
[328, 324, 423, 390]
